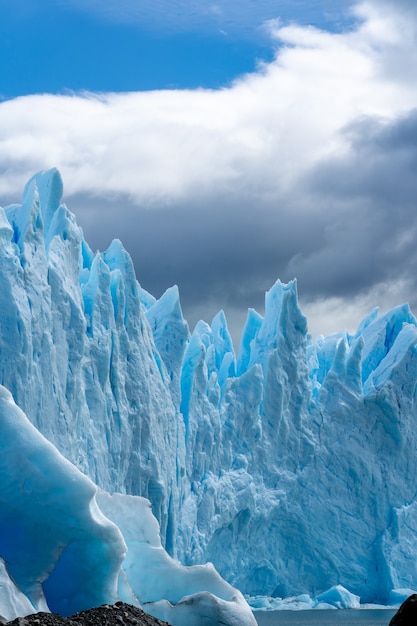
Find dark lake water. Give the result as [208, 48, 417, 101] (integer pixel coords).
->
[253, 609, 396, 626]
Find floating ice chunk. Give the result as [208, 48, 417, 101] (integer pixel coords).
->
[314, 585, 360, 609]
[248, 594, 315, 611]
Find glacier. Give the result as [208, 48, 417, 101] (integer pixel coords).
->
[1, 169, 417, 620]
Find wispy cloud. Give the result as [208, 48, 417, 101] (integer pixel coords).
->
[1, 0, 417, 340]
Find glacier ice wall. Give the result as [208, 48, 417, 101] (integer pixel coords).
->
[1, 169, 417, 605]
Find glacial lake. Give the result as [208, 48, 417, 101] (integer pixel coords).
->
[253, 609, 396, 626]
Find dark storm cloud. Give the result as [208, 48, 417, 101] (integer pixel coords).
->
[153, 110, 417, 325]
[62, 134, 401, 331]
[47, 105, 417, 337]
[291, 110, 417, 304]
[69, 188, 326, 326]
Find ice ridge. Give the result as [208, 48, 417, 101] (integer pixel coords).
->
[1, 170, 417, 616]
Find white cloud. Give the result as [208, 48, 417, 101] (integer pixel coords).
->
[0, 8, 414, 200]
[1, 0, 417, 339]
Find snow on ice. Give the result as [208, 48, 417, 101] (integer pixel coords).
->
[0, 169, 417, 620]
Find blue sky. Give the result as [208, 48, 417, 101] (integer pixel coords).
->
[1, 0, 417, 342]
[0, 0, 352, 96]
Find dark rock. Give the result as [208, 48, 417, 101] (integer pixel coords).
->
[4, 614, 69, 626]
[4, 602, 171, 626]
[389, 594, 417, 625]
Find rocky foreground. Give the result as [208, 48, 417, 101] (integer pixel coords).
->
[389, 594, 417, 625]
[3, 602, 171, 626]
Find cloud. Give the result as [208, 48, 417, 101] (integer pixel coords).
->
[1, 0, 417, 341]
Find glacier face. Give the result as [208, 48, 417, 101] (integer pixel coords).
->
[1, 169, 417, 609]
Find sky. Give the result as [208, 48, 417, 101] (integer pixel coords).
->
[1, 0, 417, 345]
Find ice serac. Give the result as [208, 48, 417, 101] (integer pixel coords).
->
[3, 169, 181, 548]
[3, 169, 417, 613]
